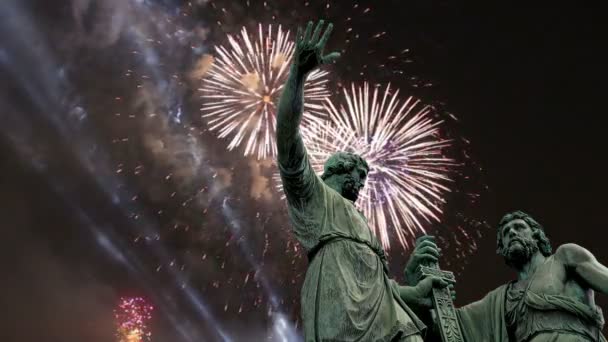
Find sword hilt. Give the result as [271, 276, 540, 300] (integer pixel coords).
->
[417, 264, 456, 283]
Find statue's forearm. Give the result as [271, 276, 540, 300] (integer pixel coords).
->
[396, 284, 427, 309]
[396, 284, 437, 332]
[276, 64, 307, 166]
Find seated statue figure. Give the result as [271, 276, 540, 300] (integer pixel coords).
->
[406, 211, 608, 342]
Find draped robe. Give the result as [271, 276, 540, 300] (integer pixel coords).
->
[279, 143, 426, 341]
[456, 283, 606, 342]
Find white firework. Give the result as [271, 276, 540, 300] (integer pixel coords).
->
[275, 82, 456, 250]
[198, 23, 330, 159]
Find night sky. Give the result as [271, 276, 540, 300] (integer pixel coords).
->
[1, 1, 606, 341]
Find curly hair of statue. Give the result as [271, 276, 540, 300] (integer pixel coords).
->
[320, 151, 369, 181]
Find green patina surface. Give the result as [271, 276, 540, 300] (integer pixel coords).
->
[276, 20, 430, 342]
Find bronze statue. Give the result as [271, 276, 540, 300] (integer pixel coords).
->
[406, 211, 608, 341]
[276, 20, 453, 341]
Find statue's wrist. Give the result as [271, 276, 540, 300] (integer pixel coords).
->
[404, 269, 419, 286]
[290, 62, 310, 82]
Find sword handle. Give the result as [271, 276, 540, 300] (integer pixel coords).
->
[417, 265, 463, 342]
[431, 283, 464, 342]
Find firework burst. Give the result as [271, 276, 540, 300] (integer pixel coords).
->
[276, 82, 456, 250]
[198, 23, 331, 159]
[115, 297, 154, 342]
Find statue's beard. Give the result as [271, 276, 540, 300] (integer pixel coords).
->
[502, 236, 539, 269]
[342, 177, 361, 202]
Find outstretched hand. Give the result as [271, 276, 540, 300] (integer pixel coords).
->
[294, 20, 340, 77]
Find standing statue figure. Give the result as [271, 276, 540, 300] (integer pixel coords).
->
[276, 20, 453, 341]
[406, 211, 608, 342]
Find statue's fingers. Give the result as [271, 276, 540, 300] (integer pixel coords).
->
[412, 253, 439, 265]
[417, 245, 440, 257]
[415, 253, 438, 263]
[316, 22, 334, 50]
[420, 254, 438, 262]
[415, 235, 435, 246]
[417, 238, 437, 247]
[321, 52, 340, 64]
[303, 21, 313, 45]
[416, 239, 439, 252]
[310, 20, 324, 44]
[431, 276, 449, 288]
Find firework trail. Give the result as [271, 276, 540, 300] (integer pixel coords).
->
[115, 297, 154, 342]
[199, 23, 331, 160]
[276, 82, 456, 250]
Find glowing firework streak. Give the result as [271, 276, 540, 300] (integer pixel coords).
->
[199, 23, 330, 159]
[276, 82, 455, 250]
[115, 297, 154, 342]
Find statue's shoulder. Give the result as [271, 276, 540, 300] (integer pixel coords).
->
[459, 283, 510, 312]
[489, 283, 511, 296]
[479, 283, 511, 302]
[555, 243, 585, 254]
[554, 243, 594, 266]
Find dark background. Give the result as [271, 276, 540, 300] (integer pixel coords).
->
[403, 3, 608, 304]
[1, 1, 606, 341]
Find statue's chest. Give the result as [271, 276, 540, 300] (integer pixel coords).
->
[335, 199, 373, 240]
[336, 200, 367, 227]
[528, 261, 567, 295]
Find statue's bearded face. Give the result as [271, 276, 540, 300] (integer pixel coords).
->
[500, 219, 539, 268]
[321, 152, 369, 203]
[339, 166, 367, 202]
[323, 165, 367, 203]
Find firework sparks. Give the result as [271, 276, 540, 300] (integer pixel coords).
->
[198, 23, 331, 159]
[115, 297, 154, 342]
[275, 82, 456, 250]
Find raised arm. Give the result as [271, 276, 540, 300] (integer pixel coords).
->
[557, 243, 608, 294]
[276, 20, 340, 206]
